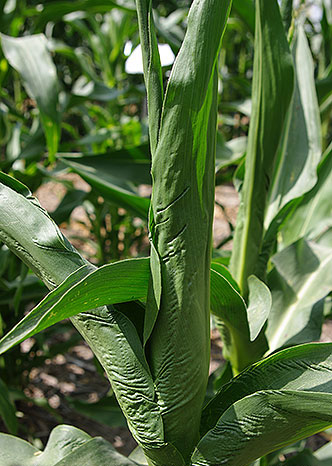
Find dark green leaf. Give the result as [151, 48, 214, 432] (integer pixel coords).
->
[0, 378, 17, 434]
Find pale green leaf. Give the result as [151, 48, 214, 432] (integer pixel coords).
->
[0, 425, 139, 466]
[280, 142, 332, 246]
[1, 34, 60, 160]
[264, 27, 322, 229]
[266, 240, 332, 353]
[230, 0, 294, 295]
[247, 275, 271, 341]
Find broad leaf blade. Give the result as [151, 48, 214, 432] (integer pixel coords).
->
[1, 34, 61, 160]
[0, 258, 150, 355]
[201, 342, 332, 436]
[193, 390, 332, 466]
[280, 142, 332, 246]
[210, 265, 267, 372]
[264, 27, 322, 230]
[230, 0, 294, 295]
[0, 425, 140, 466]
[0, 173, 165, 451]
[266, 240, 332, 353]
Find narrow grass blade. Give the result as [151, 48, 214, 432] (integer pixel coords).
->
[60, 145, 151, 219]
[135, 0, 163, 154]
[0, 378, 17, 435]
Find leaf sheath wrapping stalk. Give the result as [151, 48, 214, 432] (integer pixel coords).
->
[230, 0, 294, 295]
[145, 0, 232, 460]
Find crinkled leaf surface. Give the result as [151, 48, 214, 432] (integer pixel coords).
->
[1, 34, 60, 159]
[193, 390, 332, 466]
[0, 425, 139, 466]
[145, 0, 232, 459]
[201, 342, 332, 435]
[266, 240, 332, 353]
[230, 0, 294, 294]
[0, 173, 164, 452]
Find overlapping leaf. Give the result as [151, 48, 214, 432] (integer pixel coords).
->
[60, 144, 151, 219]
[230, 0, 294, 294]
[266, 239, 332, 353]
[0, 425, 139, 466]
[197, 342, 332, 465]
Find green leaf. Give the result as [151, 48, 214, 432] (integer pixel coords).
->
[201, 342, 332, 436]
[0, 378, 17, 434]
[60, 145, 151, 219]
[66, 395, 127, 428]
[0, 258, 149, 355]
[146, 0, 232, 459]
[0, 172, 165, 453]
[280, 142, 332, 246]
[246, 275, 271, 341]
[135, 0, 163, 154]
[215, 135, 247, 172]
[266, 240, 332, 353]
[264, 27, 322, 230]
[232, 0, 255, 34]
[51, 189, 87, 225]
[0, 425, 140, 465]
[193, 390, 332, 466]
[1, 34, 61, 160]
[230, 0, 294, 295]
[210, 263, 268, 374]
[34, 0, 136, 30]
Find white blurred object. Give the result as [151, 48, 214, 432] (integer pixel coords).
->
[125, 42, 175, 74]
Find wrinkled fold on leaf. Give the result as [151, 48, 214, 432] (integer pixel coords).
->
[193, 390, 332, 466]
[0, 172, 165, 451]
[201, 342, 332, 435]
[145, 0, 232, 460]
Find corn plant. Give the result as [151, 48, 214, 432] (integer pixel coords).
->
[1, 0, 332, 465]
